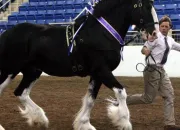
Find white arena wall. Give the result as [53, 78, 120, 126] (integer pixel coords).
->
[112, 46, 180, 77]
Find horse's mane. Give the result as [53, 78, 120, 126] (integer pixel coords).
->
[93, 0, 122, 18]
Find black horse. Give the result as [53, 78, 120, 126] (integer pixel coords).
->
[0, 0, 159, 129]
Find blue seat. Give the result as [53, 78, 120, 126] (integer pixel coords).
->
[26, 14, 36, 22]
[165, 4, 177, 14]
[46, 5, 55, 10]
[35, 14, 45, 20]
[74, 0, 83, 4]
[0, 22, 7, 30]
[83, 0, 89, 2]
[170, 14, 180, 21]
[64, 4, 74, 9]
[174, 25, 180, 29]
[29, 2, 38, 6]
[64, 13, 74, 19]
[75, 8, 82, 13]
[17, 14, 27, 23]
[39, 1, 47, 5]
[65, 9, 74, 13]
[54, 5, 63, 10]
[19, 6, 28, 12]
[74, 4, 83, 9]
[154, 4, 165, 10]
[56, 1, 66, 5]
[8, 21, 18, 25]
[37, 10, 46, 14]
[6, 23, 15, 29]
[172, 0, 180, 4]
[176, 4, 180, 13]
[27, 20, 36, 24]
[28, 6, 37, 11]
[36, 20, 45, 24]
[47, 1, 56, 5]
[160, 0, 172, 4]
[64, 1, 74, 9]
[29, 10, 38, 15]
[55, 9, 65, 14]
[36, 5, 46, 11]
[155, 4, 165, 15]
[45, 14, 54, 19]
[45, 19, 56, 24]
[172, 21, 180, 25]
[19, 11, 28, 15]
[29, 0, 39, 2]
[157, 14, 164, 20]
[54, 13, 64, 22]
[26, 14, 36, 21]
[36, 5, 46, 14]
[8, 15, 18, 22]
[47, 10, 55, 14]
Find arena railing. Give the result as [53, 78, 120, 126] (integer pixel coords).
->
[124, 30, 180, 45]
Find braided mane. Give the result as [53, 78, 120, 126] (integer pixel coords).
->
[93, 0, 122, 17]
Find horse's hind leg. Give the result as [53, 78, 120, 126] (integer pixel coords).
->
[73, 76, 102, 130]
[14, 68, 49, 128]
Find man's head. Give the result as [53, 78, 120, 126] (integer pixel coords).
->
[159, 15, 172, 36]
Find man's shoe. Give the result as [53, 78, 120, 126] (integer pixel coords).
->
[164, 125, 180, 130]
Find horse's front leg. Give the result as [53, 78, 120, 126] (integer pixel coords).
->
[73, 77, 101, 130]
[97, 66, 132, 130]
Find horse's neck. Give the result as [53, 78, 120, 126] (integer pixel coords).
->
[104, 8, 131, 40]
[93, 0, 131, 40]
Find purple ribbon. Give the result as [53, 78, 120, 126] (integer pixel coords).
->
[86, 7, 124, 46]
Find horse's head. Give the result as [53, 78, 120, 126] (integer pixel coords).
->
[130, 0, 159, 41]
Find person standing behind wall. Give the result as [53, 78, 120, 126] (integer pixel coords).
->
[127, 15, 180, 130]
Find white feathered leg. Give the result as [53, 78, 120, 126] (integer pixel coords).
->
[0, 124, 5, 130]
[18, 80, 49, 128]
[0, 74, 13, 96]
[73, 81, 96, 130]
[107, 88, 132, 130]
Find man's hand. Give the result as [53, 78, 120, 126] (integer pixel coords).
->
[141, 46, 151, 56]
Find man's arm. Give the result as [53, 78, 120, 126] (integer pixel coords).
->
[172, 39, 180, 52]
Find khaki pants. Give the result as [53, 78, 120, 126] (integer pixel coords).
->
[127, 65, 175, 125]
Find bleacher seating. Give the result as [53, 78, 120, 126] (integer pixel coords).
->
[1, 0, 180, 34]
[153, 0, 180, 30]
[0, 0, 89, 32]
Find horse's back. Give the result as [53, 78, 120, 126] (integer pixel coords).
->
[0, 23, 68, 73]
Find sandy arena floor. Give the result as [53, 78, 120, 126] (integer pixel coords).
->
[0, 76, 180, 130]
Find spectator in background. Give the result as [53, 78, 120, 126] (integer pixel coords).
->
[127, 15, 180, 130]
